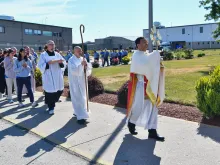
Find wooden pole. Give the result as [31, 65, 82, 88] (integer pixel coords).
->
[80, 24, 89, 112]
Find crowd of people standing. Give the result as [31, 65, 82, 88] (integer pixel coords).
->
[93, 49, 128, 67]
[0, 46, 38, 107]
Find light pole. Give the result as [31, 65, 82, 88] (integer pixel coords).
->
[148, 0, 153, 53]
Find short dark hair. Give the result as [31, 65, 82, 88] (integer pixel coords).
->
[135, 37, 145, 48]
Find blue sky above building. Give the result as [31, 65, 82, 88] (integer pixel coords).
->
[0, 0, 215, 43]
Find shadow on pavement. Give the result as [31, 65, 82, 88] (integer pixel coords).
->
[113, 106, 126, 115]
[0, 96, 50, 141]
[24, 117, 86, 157]
[0, 96, 45, 119]
[197, 124, 220, 143]
[89, 117, 127, 165]
[113, 134, 161, 165]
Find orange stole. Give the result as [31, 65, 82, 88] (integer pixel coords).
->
[127, 73, 148, 117]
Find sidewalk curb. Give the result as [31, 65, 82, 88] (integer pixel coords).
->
[0, 115, 111, 165]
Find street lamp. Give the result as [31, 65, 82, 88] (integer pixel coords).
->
[148, 0, 153, 53]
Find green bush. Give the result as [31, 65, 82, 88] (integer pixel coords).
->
[117, 80, 129, 106]
[34, 68, 42, 87]
[122, 56, 130, 65]
[163, 51, 174, 61]
[88, 75, 104, 97]
[196, 66, 220, 117]
[183, 49, 194, 59]
[92, 61, 100, 68]
[68, 75, 104, 98]
[174, 49, 183, 60]
[198, 53, 205, 58]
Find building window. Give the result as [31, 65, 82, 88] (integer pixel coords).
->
[212, 42, 215, 44]
[25, 29, 33, 35]
[208, 42, 210, 44]
[34, 30, 41, 35]
[202, 42, 204, 44]
[218, 42, 219, 44]
[189, 43, 191, 45]
[59, 32, 62, 37]
[53, 32, 59, 37]
[0, 26, 5, 33]
[198, 42, 200, 45]
[182, 28, 185, 34]
[43, 31, 52, 36]
[200, 27, 203, 33]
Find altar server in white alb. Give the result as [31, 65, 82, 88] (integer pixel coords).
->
[68, 46, 92, 125]
[127, 37, 165, 141]
[38, 40, 66, 115]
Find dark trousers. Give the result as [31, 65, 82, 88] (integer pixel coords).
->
[45, 90, 63, 110]
[86, 57, 90, 63]
[102, 58, 109, 67]
[16, 77, 34, 103]
[119, 56, 122, 64]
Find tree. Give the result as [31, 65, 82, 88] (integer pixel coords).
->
[199, 0, 220, 38]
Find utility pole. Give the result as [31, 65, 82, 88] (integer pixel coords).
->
[148, 0, 153, 53]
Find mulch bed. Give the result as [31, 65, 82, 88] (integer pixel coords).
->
[36, 87, 220, 127]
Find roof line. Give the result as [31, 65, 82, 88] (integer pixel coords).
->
[0, 19, 72, 29]
[143, 22, 218, 30]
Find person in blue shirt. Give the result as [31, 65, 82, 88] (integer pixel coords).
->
[100, 49, 105, 66]
[115, 50, 118, 59]
[118, 50, 123, 64]
[13, 48, 38, 108]
[64, 50, 73, 62]
[103, 49, 109, 67]
[84, 51, 90, 63]
[94, 51, 100, 61]
[122, 49, 128, 58]
[31, 48, 38, 64]
[110, 50, 114, 64]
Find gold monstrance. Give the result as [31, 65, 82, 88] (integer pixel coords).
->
[150, 26, 162, 50]
[150, 26, 164, 67]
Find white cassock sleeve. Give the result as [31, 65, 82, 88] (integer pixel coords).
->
[68, 57, 92, 77]
[38, 53, 47, 74]
[58, 53, 67, 72]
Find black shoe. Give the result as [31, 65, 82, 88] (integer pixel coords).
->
[128, 122, 138, 135]
[148, 129, 165, 142]
[77, 119, 86, 125]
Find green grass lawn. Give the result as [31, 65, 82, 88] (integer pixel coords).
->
[92, 49, 220, 105]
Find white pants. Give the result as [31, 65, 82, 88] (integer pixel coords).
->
[6, 78, 17, 100]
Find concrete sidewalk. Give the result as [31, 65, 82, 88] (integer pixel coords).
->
[0, 92, 220, 165]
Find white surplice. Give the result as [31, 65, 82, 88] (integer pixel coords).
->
[38, 51, 66, 93]
[128, 50, 165, 130]
[68, 55, 92, 120]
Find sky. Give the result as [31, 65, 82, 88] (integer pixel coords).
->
[0, 0, 216, 43]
